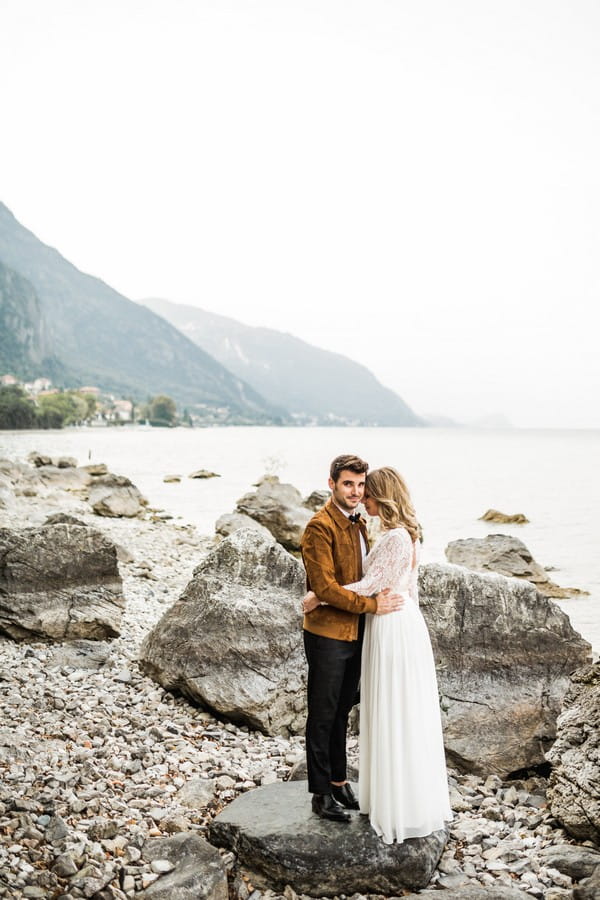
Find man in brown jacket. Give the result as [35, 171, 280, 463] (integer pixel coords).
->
[301, 453, 403, 823]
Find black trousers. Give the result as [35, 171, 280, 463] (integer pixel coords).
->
[303, 621, 364, 795]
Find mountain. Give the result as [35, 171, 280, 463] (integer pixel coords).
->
[0, 203, 283, 423]
[0, 260, 70, 384]
[142, 298, 423, 426]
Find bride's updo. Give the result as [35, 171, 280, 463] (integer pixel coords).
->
[366, 467, 420, 542]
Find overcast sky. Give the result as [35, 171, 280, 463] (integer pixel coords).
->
[2, 0, 599, 427]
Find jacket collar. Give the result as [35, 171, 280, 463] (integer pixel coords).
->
[325, 497, 364, 530]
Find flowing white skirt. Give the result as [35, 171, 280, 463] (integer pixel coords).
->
[358, 598, 453, 843]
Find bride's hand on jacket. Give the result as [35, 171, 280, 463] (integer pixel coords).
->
[303, 590, 321, 614]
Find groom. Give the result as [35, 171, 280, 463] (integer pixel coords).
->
[301, 454, 403, 823]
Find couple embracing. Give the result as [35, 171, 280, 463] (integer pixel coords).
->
[301, 454, 452, 844]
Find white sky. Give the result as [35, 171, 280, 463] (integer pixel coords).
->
[1, 0, 599, 427]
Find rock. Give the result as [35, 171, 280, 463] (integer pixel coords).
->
[28, 451, 53, 467]
[573, 865, 600, 899]
[303, 490, 330, 511]
[287, 758, 359, 783]
[37, 465, 92, 492]
[0, 523, 124, 642]
[208, 780, 447, 894]
[445, 534, 586, 598]
[404, 888, 528, 899]
[188, 469, 220, 479]
[547, 662, 600, 844]
[140, 529, 306, 735]
[82, 462, 108, 476]
[214, 512, 273, 540]
[44, 513, 87, 526]
[139, 832, 227, 899]
[163, 474, 181, 483]
[537, 843, 600, 880]
[56, 456, 78, 468]
[236, 479, 313, 551]
[89, 473, 146, 518]
[419, 563, 591, 777]
[479, 509, 530, 524]
[176, 777, 217, 808]
[46, 639, 112, 670]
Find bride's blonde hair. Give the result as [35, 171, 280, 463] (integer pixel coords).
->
[366, 467, 420, 542]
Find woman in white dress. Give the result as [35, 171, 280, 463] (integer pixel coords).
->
[304, 467, 452, 844]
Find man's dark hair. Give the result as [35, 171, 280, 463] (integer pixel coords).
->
[329, 454, 369, 483]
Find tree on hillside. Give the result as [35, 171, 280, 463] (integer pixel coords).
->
[0, 385, 37, 429]
[139, 394, 178, 427]
[37, 392, 89, 428]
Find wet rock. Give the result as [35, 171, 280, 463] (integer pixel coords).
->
[209, 780, 447, 895]
[445, 534, 585, 598]
[163, 475, 181, 483]
[0, 523, 124, 642]
[547, 662, 600, 844]
[419, 563, 591, 776]
[236, 478, 312, 551]
[479, 509, 530, 524]
[90, 474, 146, 518]
[140, 832, 227, 899]
[189, 469, 220, 479]
[140, 530, 306, 735]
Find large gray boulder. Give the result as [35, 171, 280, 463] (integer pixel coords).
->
[36, 464, 92, 492]
[89, 473, 146, 517]
[546, 662, 600, 845]
[139, 529, 307, 735]
[214, 511, 272, 541]
[236, 477, 312, 551]
[445, 534, 583, 598]
[420, 563, 591, 777]
[0, 523, 124, 641]
[140, 832, 227, 900]
[209, 780, 447, 895]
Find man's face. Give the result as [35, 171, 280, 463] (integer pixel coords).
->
[328, 469, 365, 512]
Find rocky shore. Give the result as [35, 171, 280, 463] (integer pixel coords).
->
[1, 455, 599, 899]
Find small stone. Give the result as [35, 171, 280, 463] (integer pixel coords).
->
[150, 858, 175, 874]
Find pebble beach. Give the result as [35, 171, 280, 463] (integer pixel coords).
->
[1, 458, 598, 899]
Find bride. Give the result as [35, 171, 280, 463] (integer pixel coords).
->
[304, 466, 452, 844]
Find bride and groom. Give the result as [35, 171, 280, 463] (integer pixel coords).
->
[301, 454, 452, 844]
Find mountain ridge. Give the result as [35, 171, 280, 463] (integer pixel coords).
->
[0, 203, 283, 422]
[142, 297, 423, 427]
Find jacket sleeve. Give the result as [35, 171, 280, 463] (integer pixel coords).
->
[302, 520, 377, 614]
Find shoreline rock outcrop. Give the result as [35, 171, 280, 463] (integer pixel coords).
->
[139, 529, 307, 735]
[0, 522, 124, 642]
[209, 780, 448, 895]
[445, 534, 587, 598]
[235, 477, 313, 551]
[547, 662, 600, 845]
[420, 563, 592, 777]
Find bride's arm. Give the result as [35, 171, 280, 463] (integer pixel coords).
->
[344, 530, 412, 597]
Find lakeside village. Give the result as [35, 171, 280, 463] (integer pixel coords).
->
[0, 374, 190, 429]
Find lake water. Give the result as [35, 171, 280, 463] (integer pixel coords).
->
[2, 425, 598, 652]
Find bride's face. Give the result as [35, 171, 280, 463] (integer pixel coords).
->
[363, 490, 379, 517]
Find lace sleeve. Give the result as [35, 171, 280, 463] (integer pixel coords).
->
[344, 529, 413, 595]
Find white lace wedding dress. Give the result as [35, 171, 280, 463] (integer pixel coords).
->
[345, 527, 452, 844]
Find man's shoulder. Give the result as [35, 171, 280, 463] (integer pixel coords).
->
[302, 503, 337, 539]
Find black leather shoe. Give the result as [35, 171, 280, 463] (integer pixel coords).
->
[331, 782, 360, 810]
[311, 793, 351, 822]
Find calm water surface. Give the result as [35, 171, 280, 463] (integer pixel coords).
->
[2, 426, 598, 651]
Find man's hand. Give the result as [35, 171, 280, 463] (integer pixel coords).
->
[303, 590, 321, 614]
[374, 587, 405, 615]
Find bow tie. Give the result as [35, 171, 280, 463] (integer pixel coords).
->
[349, 513, 361, 523]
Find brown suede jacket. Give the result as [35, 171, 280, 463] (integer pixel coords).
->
[301, 499, 377, 641]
